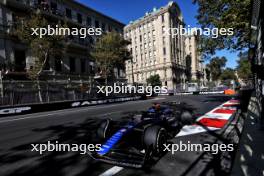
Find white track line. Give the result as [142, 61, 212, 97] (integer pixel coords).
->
[176, 125, 219, 137]
[98, 166, 123, 176]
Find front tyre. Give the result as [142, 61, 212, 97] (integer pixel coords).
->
[143, 126, 167, 156]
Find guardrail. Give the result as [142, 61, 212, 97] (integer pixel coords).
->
[174, 91, 225, 95]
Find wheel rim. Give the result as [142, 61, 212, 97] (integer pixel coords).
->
[156, 128, 167, 153]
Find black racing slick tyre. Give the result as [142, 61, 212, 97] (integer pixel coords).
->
[143, 126, 167, 155]
[97, 119, 111, 139]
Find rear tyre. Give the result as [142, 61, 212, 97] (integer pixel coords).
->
[97, 119, 111, 139]
[143, 126, 167, 156]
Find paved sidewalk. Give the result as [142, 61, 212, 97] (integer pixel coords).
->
[231, 96, 264, 176]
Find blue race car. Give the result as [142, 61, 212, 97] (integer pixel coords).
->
[88, 102, 194, 168]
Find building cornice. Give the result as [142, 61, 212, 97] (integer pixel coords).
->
[124, 1, 183, 30]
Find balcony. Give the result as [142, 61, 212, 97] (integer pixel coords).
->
[172, 62, 186, 70]
[65, 36, 90, 50]
[2, 0, 35, 10]
[0, 19, 18, 36]
[1, 0, 96, 30]
[2, 1, 66, 21]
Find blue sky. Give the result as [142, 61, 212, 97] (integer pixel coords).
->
[77, 0, 239, 68]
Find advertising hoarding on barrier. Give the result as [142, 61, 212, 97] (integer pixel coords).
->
[0, 96, 141, 117]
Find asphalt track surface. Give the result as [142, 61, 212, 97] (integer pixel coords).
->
[0, 94, 234, 176]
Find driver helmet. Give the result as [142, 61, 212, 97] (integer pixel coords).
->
[154, 103, 161, 111]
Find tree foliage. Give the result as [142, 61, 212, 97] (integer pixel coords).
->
[15, 12, 65, 80]
[236, 52, 252, 80]
[91, 32, 131, 83]
[205, 67, 211, 81]
[193, 0, 251, 58]
[146, 74, 162, 87]
[207, 56, 227, 81]
[220, 67, 236, 80]
[15, 12, 65, 102]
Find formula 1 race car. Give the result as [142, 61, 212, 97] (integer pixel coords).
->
[88, 102, 195, 168]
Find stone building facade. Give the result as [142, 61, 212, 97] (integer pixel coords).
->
[0, 0, 125, 82]
[185, 34, 204, 83]
[124, 1, 186, 91]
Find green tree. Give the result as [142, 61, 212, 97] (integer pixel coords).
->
[193, 0, 251, 58]
[146, 74, 162, 87]
[236, 52, 252, 80]
[205, 66, 211, 81]
[91, 32, 131, 85]
[220, 68, 236, 80]
[207, 56, 227, 81]
[15, 13, 65, 102]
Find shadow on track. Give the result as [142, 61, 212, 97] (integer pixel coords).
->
[178, 111, 244, 176]
[0, 118, 112, 176]
[231, 94, 264, 176]
[0, 96, 236, 176]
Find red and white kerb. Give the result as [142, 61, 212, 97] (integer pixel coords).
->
[176, 99, 239, 137]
